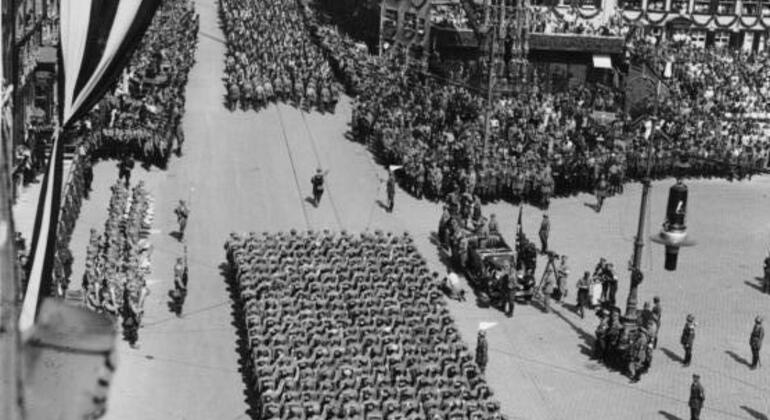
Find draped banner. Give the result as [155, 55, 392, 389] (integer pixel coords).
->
[20, 0, 161, 334]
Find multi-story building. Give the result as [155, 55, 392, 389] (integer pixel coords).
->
[10, 0, 58, 168]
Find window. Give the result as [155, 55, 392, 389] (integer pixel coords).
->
[692, 0, 711, 13]
[761, 0, 770, 15]
[714, 31, 730, 48]
[647, 0, 665, 10]
[671, 0, 689, 12]
[621, 0, 642, 9]
[690, 29, 707, 47]
[716, 0, 736, 14]
[743, 0, 759, 14]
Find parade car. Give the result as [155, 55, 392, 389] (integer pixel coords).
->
[459, 233, 536, 306]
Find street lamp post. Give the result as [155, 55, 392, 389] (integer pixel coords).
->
[624, 78, 661, 320]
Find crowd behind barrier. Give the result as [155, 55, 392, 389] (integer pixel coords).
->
[79, 0, 199, 167]
[220, 0, 339, 112]
[81, 180, 153, 347]
[303, 5, 769, 205]
[226, 230, 505, 420]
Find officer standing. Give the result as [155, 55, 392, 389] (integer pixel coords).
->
[681, 314, 696, 367]
[750, 316, 764, 369]
[174, 200, 190, 241]
[386, 170, 395, 213]
[118, 154, 134, 188]
[311, 168, 329, 207]
[763, 252, 770, 294]
[539, 214, 550, 254]
[475, 329, 488, 374]
[688, 374, 705, 420]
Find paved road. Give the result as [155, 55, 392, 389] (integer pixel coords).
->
[57, 0, 770, 419]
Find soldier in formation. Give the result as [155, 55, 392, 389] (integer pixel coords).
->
[225, 230, 505, 419]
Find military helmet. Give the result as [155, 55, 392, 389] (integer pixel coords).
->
[756, 316, 763, 324]
[687, 314, 695, 322]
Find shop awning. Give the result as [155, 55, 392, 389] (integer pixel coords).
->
[593, 54, 613, 69]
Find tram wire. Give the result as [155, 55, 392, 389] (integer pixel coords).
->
[274, 104, 312, 230]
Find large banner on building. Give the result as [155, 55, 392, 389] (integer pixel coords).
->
[379, 0, 432, 56]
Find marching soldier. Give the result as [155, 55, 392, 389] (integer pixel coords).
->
[763, 251, 770, 294]
[175, 200, 190, 241]
[750, 316, 764, 369]
[171, 257, 188, 317]
[539, 214, 550, 254]
[689, 374, 705, 420]
[475, 330, 488, 374]
[386, 170, 396, 213]
[681, 314, 696, 367]
[311, 168, 329, 207]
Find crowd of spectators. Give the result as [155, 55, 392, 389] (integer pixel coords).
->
[220, 0, 339, 112]
[299, 3, 768, 204]
[82, 180, 153, 348]
[226, 229, 505, 419]
[80, 0, 199, 167]
[431, 4, 471, 30]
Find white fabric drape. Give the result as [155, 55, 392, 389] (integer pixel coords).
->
[61, 0, 92, 123]
[18, 132, 60, 334]
[66, 0, 144, 124]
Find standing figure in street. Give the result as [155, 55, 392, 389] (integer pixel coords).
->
[503, 273, 516, 318]
[174, 200, 190, 241]
[750, 316, 764, 369]
[118, 154, 134, 188]
[595, 174, 609, 212]
[386, 170, 396, 213]
[689, 374, 705, 420]
[171, 257, 189, 317]
[556, 255, 569, 304]
[122, 289, 141, 349]
[541, 265, 556, 313]
[539, 214, 550, 254]
[652, 296, 662, 349]
[576, 271, 592, 319]
[763, 251, 770, 294]
[311, 168, 329, 207]
[475, 330, 488, 374]
[681, 314, 696, 366]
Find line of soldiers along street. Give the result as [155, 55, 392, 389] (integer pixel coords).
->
[226, 230, 506, 419]
[82, 180, 154, 349]
[220, 0, 339, 112]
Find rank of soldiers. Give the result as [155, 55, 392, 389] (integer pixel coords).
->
[82, 180, 154, 349]
[225, 229, 506, 419]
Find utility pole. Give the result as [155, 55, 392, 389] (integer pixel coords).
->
[625, 79, 661, 320]
[482, 0, 504, 161]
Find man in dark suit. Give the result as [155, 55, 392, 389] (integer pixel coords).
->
[689, 374, 704, 420]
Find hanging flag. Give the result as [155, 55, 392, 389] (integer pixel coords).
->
[479, 322, 498, 331]
[20, 0, 162, 334]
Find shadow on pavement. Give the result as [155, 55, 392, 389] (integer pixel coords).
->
[745, 279, 764, 293]
[740, 405, 769, 420]
[725, 350, 752, 368]
[659, 347, 683, 364]
[550, 306, 597, 360]
[658, 410, 684, 420]
[220, 261, 261, 420]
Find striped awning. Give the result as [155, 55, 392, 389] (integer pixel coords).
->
[20, 0, 161, 334]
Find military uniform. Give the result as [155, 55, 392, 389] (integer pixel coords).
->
[689, 375, 704, 420]
[681, 315, 696, 366]
[750, 317, 764, 369]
